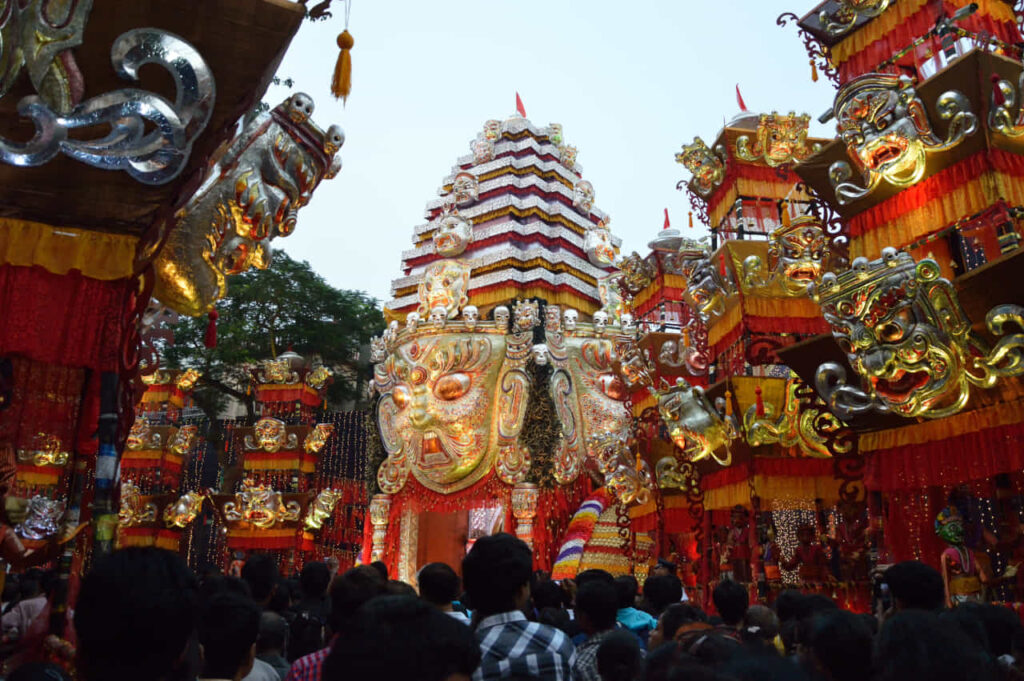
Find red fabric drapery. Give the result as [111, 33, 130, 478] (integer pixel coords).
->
[701, 458, 836, 492]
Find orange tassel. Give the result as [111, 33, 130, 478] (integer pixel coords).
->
[724, 390, 733, 417]
[755, 385, 765, 417]
[810, 59, 818, 83]
[332, 30, 354, 103]
[688, 211, 694, 228]
[781, 201, 791, 227]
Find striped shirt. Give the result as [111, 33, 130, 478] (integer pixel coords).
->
[473, 611, 576, 681]
[283, 646, 330, 681]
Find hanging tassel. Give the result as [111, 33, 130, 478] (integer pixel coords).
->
[688, 211, 694, 228]
[204, 308, 219, 349]
[755, 385, 765, 417]
[810, 60, 818, 83]
[719, 252, 727, 278]
[781, 201, 791, 227]
[992, 73, 1006, 107]
[724, 390, 733, 417]
[331, 30, 354, 102]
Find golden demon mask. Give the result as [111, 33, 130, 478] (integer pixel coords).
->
[676, 137, 727, 197]
[830, 74, 976, 205]
[432, 210, 473, 257]
[118, 481, 157, 527]
[617, 253, 657, 296]
[154, 93, 344, 316]
[736, 112, 813, 168]
[245, 417, 298, 453]
[223, 480, 300, 530]
[813, 248, 1024, 419]
[258, 357, 299, 384]
[584, 221, 616, 268]
[573, 180, 595, 213]
[657, 381, 738, 467]
[169, 425, 198, 456]
[683, 248, 737, 322]
[303, 423, 334, 454]
[819, 0, 890, 37]
[163, 491, 205, 529]
[742, 216, 830, 296]
[126, 418, 158, 451]
[416, 260, 471, 319]
[305, 364, 332, 390]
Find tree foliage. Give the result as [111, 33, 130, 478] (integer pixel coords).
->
[163, 251, 384, 421]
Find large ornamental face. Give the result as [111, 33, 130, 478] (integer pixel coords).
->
[451, 172, 479, 205]
[253, 417, 288, 452]
[584, 224, 616, 267]
[417, 260, 471, 318]
[376, 334, 509, 493]
[736, 112, 811, 168]
[573, 180, 595, 213]
[816, 251, 971, 417]
[768, 217, 830, 294]
[835, 74, 932, 187]
[676, 137, 726, 197]
[657, 382, 735, 466]
[432, 213, 473, 257]
[685, 257, 731, 320]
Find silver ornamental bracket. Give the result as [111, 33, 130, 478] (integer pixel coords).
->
[0, 28, 216, 185]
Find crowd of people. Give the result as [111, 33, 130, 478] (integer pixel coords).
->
[2, 534, 1024, 681]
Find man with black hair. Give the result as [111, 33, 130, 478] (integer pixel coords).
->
[649, 603, 710, 650]
[804, 610, 873, 681]
[241, 554, 279, 608]
[419, 562, 470, 624]
[613, 576, 657, 649]
[462, 533, 575, 681]
[596, 630, 643, 681]
[573, 581, 620, 681]
[75, 548, 199, 681]
[284, 565, 386, 681]
[641, 574, 683, 617]
[322, 595, 480, 681]
[198, 592, 261, 681]
[369, 560, 389, 582]
[256, 612, 290, 681]
[882, 560, 945, 612]
[289, 562, 330, 661]
[711, 579, 748, 639]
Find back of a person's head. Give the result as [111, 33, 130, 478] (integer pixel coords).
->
[684, 633, 741, 667]
[597, 629, 643, 681]
[877, 610, 997, 681]
[299, 561, 331, 600]
[941, 603, 992, 655]
[662, 603, 708, 641]
[369, 560, 389, 581]
[883, 560, 945, 611]
[461, 533, 533, 617]
[257, 611, 288, 654]
[8, 662, 71, 681]
[723, 654, 814, 681]
[712, 579, 749, 626]
[322, 596, 480, 681]
[19, 578, 41, 599]
[645, 642, 686, 681]
[418, 562, 461, 607]
[538, 606, 572, 633]
[576, 580, 619, 633]
[75, 548, 198, 681]
[742, 605, 780, 641]
[773, 590, 806, 623]
[240, 554, 279, 604]
[972, 602, 1021, 658]
[576, 569, 615, 588]
[329, 565, 387, 631]
[644, 574, 684, 615]
[806, 610, 873, 681]
[199, 575, 252, 602]
[532, 579, 567, 610]
[613, 575, 639, 610]
[198, 592, 260, 679]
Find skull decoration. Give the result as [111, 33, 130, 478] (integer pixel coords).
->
[16, 496, 66, 540]
[154, 94, 344, 316]
[429, 306, 448, 329]
[416, 260, 471, 319]
[451, 172, 479, 205]
[370, 336, 388, 363]
[742, 216, 831, 296]
[532, 344, 550, 366]
[735, 112, 813, 168]
[621, 313, 637, 336]
[593, 311, 609, 334]
[830, 74, 977, 204]
[657, 380, 738, 466]
[676, 137, 728, 197]
[819, 0, 891, 37]
[563, 309, 579, 333]
[573, 180, 595, 213]
[406, 312, 420, 332]
[462, 305, 480, 330]
[432, 211, 473, 257]
[494, 306, 511, 332]
[584, 220, 616, 267]
[813, 248, 1024, 419]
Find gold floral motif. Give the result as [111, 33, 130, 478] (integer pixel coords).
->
[168, 425, 198, 456]
[304, 423, 334, 454]
[736, 112, 812, 168]
[175, 368, 201, 392]
[16, 433, 70, 467]
[223, 480, 301, 530]
[118, 482, 157, 527]
[743, 379, 849, 458]
[244, 418, 299, 453]
[163, 491, 205, 529]
[819, 0, 890, 37]
[305, 365, 332, 390]
[303, 488, 343, 531]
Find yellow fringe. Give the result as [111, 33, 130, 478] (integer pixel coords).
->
[0, 218, 136, 280]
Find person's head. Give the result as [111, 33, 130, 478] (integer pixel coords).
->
[256, 611, 288, 656]
[322, 596, 480, 681]
[370, 561, 389, 582]
[75, 548, 198, 681]
[575, 569, 615, 588]
[773, 590, 806, 623]
[575, 580, 619, 635]
[683, 633, 741, 667]
[461, 533, 533, 617]
[651, 603, 708, 649]
[613, 575, 639, 610]
[882, 561, 945, 611]
[418, 563, 461, 608]
[299, 561, 331, 601]
[198, 592, 261, 681]
[240, 554, 278, 605]
[805, 610, 873, 681]
[199, 576, 251, 603]
[597, 629, 643, 681]
[643, 574, 684, 616]
[532, 579, 568, 611]
[19, 576, 41, 599]
[742, 605, 779, 641]
[952, 602, 1022, 658]
[652, 558, 677, 578]
[329, 565, 388, 632]
[877, 610, 997, 681]
[723, 655, 814, 681]
[712, 579, 749, 626]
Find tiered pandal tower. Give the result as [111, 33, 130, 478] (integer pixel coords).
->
[367, 114, 661, 582]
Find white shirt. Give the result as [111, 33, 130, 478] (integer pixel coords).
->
[243, 658, 280, 681]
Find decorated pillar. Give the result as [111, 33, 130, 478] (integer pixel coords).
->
[368, 494, 391, 563]
[512, 482, 539, 549]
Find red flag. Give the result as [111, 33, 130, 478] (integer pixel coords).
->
[663, 208, 671, 230]
[735, 84, 748, 112]
[515, 92, 527, 118]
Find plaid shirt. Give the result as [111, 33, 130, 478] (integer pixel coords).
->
[474, 611, 576, 681]
[283, 646, 329, 681]
[572, 630, 614, 681]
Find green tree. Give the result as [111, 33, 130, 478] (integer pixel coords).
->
[163, 251, 384, 422]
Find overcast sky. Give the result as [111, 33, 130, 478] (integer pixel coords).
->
[267, 0, 837, 304]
